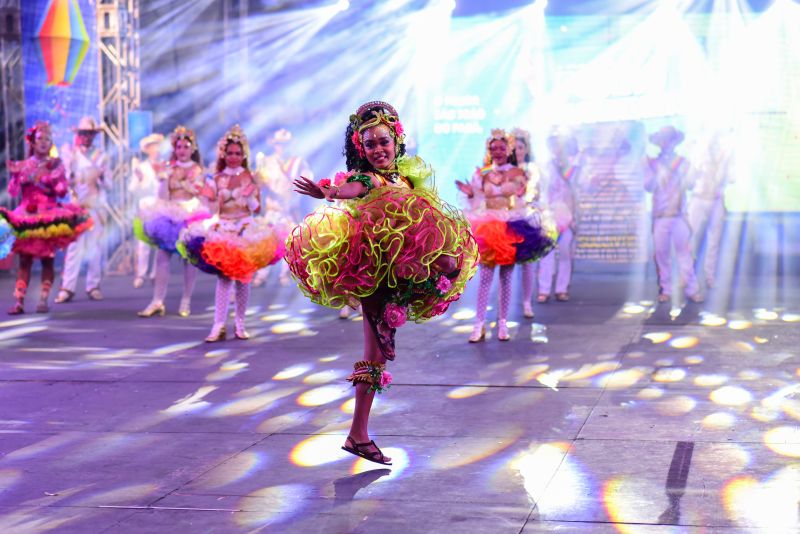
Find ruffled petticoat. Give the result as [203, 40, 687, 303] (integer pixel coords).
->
[285, 186, 479, 322]
[133, 198, 210, 253]
[0, 202, 92, 258]
[178, 215, 280, 283]
[260, 210, 292, 266]
[468, 206, 558, 267]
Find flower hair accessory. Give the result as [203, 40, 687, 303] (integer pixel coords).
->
[217, 124, 250, 162]
[349, 101, 405, 158]
[170, 125, 197, 150]
[25, 121, 52, 145]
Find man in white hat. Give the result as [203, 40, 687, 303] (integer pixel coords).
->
[643, 126, 702, 304]
[55, 116, 109, 303]
[129, 133, 165, 288]
[252, 128, 314, 287]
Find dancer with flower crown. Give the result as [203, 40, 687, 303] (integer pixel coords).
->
[456, 129, 557, 342]
[135, 126, 210, 318]
[1, 121, 91, 314]
[179, 125, 281, 341]
[289, 101, 479, 465]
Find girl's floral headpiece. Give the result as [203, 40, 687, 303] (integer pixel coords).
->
[170, 125, 197, 150]
[25, 121, 52, 145]
[484, 128, 515, 165]
[217, 124, 250, 161]
[349, 101, 405, 158]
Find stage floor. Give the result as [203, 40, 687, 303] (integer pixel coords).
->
[0, 262, 798, 533]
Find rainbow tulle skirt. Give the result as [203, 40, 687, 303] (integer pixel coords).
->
[178, 216, 281, 283]
[0, 202, 92, 258]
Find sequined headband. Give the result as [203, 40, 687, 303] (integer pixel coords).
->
[170, 125, 197, 150]
[349, 102, 405, 158]
[217, 124, 250, 161]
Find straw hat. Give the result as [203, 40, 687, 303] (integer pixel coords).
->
[269, 128, 292, 145]
[649, 126, 684, 148]
[139, 133, 164, 152]
[74, 116, 101, 133]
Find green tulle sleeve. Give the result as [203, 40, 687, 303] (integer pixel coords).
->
[396, 155, 434, 190]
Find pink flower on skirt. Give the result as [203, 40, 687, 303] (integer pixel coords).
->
[379, 371, 393, 389]
[383, 302, 407, 328]
[435, 274, 452, 294]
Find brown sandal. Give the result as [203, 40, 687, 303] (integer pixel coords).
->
[342, 436, 392, 465]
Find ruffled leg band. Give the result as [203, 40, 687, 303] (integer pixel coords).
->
[346, 361, 392, 394]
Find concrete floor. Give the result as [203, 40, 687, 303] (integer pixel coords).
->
[0, 260, 798, 533]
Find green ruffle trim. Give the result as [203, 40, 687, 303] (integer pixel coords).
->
[132, 217, 154, 246]
[346, 173, 375, 192]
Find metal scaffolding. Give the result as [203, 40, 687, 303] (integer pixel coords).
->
[0, 0, 25, 195]
[97, 0, 140, 275]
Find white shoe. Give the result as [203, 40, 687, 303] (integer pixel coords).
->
[178, 298, 191, 317]
[523, 303, 534, 319]
[468, 322, 486, 343]
[497, 320, 510, 341]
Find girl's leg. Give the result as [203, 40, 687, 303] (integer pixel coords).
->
[521, 263, 535, 317]
[206, 277, 232, 341]
[233, 281, 251, 339]
[470, 265, 494, 341]
[139, 249, 170, 316]
[497, 264, 514, 340]
[346, 292, 391, 463]
[37, 257, 55, 312]
[9, 254, 33, 314]
[179, 259, 197, 316]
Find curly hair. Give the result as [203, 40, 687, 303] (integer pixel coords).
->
[216, 140, 249, 173]
[343, 104, 406, 172]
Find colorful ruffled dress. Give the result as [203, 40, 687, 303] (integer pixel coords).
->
[133, 161, 211, 253]
[285, 155, 479, 358]
[467, 163, 558, 267]
[0, 157, 91, 258]
[178, 169, 282, 282]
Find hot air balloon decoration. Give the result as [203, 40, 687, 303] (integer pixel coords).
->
[35, 0, 90, 86]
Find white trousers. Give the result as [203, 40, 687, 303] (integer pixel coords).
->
[538, 227, 574, 294]
[687, 197, 725, 284]
[60, 219, 104, 292]
[653, 216, 698, 297]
